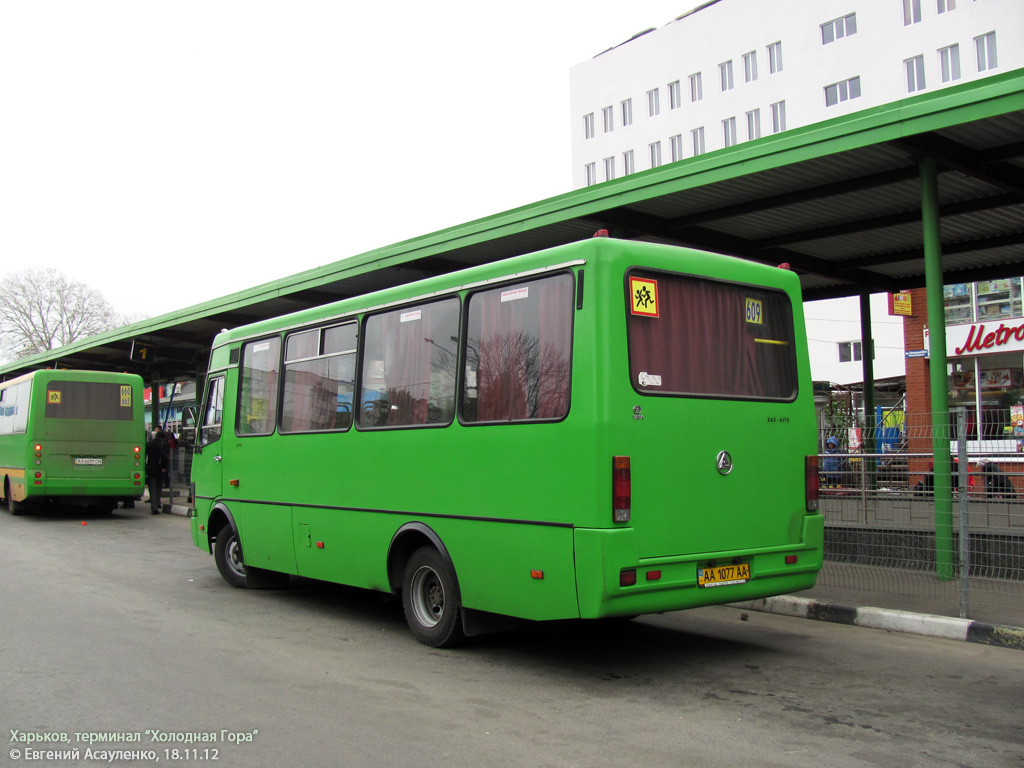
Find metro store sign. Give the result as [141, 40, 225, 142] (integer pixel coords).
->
[925, 319, 1024, 358]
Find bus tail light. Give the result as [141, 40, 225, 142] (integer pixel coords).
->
[805, 455, 820, 512]
[34, 471, 43, 486]
[34, 444, 42, 458]
[613, 456, 631, 522]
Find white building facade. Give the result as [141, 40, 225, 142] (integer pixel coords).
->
[569, 0, 1022, 393]
[569, 0, 1022, 188]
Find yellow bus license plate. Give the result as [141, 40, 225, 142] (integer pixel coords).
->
[698, 563, 750, 587]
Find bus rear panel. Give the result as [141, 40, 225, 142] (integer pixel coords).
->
[0, 371, 146, 512]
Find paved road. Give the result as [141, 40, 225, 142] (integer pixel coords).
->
[1, 507, 1022, 768]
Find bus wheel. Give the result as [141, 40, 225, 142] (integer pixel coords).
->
[402, 546, 466, 648]
[5, 483, 24, 516]
[214, 528, 247, 588]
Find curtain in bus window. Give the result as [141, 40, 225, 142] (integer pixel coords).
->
[282, 355, 354, 432]
[466, 274, 573, 422]
[627, 272, 797, 400]
[360, 299, 458, 428]
[43, 381, 134, 420]
[238, 338, 281, 435]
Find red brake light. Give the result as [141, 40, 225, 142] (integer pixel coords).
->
[620, 569, 637, 587]
[806, 455, 820, 512]
[613, 456, 631, 522]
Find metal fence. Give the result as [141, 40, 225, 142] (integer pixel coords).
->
[816, 409, 1023, 628]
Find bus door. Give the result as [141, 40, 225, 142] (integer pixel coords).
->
[191, 375, 225, 516]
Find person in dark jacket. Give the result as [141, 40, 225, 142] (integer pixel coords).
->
[145, 426, 170, 514]
[979, 458, 1015, 498]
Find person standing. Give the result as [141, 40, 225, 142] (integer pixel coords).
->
[146, 426, 170, 514]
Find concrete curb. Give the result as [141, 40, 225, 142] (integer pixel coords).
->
[732, 595, 1024, 651]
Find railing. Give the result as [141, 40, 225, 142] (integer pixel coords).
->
[817, 409, 1023, 627]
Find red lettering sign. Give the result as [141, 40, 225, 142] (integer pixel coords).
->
[954, 322, 1024, 356]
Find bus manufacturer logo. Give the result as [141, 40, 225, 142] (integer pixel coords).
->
[716, 451, 734, 475]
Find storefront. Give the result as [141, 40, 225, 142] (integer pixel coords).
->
[929, 279, 1024, 452]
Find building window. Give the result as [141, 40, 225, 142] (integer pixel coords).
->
[976, 32, 997, 72]
[603, 156, 616, 182]
[584, 162, 597, 186]
[649, 141, 662, 168]
[903, 0, 922, 25]
[719, 60, 734, 91]
[743, 51, 758, 83]
[771, 100, 787, 133]
[602, 106, 614, 133]
[621, 98, 633, 127]
[669, 134, 684, 162]
[668, 80, 682, 110]
[583, 113, 595, 140]
[767, 41, 783, 74]
[689, 72, 703, 102]
[937, 0, 956, 12]
[838, 341, 863, 363]
[723, 117, 737, 148]
[939, 44, 961, 82]
[821, 13, 857, 44]
[691, 127, 705, 156]
[906, 55, 926, 93]
[825, 76, 862, 107]
[623, 149, 635, 176]
[647, 88, 660, 117]
[746, 109, 761, 141]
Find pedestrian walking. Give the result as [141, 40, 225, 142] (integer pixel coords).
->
[146, 426, 170, 514]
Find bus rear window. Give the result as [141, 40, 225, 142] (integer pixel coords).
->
[43, 381, 135, 421]
[626, 270, 798, 400]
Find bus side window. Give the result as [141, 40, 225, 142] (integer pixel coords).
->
[198, 376, 225, 447]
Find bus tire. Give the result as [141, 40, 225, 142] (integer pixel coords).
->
[402, 546, 466, 648]
[5, 482, 24, 516]
[214, 527, 247, 588]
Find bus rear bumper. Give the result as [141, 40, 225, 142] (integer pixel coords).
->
[574, 514, 824, 619]
[25, 477, 145, 503]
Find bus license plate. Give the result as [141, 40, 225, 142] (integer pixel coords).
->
[74, 458, 103, 466]
[698, 563, 750, 588]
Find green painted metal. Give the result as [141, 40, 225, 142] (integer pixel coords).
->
[920, 157, 955, 580]
[190, 238, 823, 633]
[0, 370, 146, 509]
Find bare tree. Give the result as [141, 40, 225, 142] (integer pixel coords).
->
[0, 268, 121, 361]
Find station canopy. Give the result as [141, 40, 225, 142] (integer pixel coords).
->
[2, 69, 1022, 383]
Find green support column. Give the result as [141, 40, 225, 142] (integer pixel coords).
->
[859, 291, 876, 490]
[921, 156, 954, 580]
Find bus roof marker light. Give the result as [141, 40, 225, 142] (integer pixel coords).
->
[613, 456, 631, 523]
[593, 229, 609, 238]
[530, 570, 544, 580]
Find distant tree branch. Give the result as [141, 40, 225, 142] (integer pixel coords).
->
[0, 268, 121, 362]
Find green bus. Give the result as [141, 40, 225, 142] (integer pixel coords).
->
[0, 369, 146, 514]
[190, 237, 822, 646]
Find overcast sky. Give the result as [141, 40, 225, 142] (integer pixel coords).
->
[1, 2, 692, 319]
